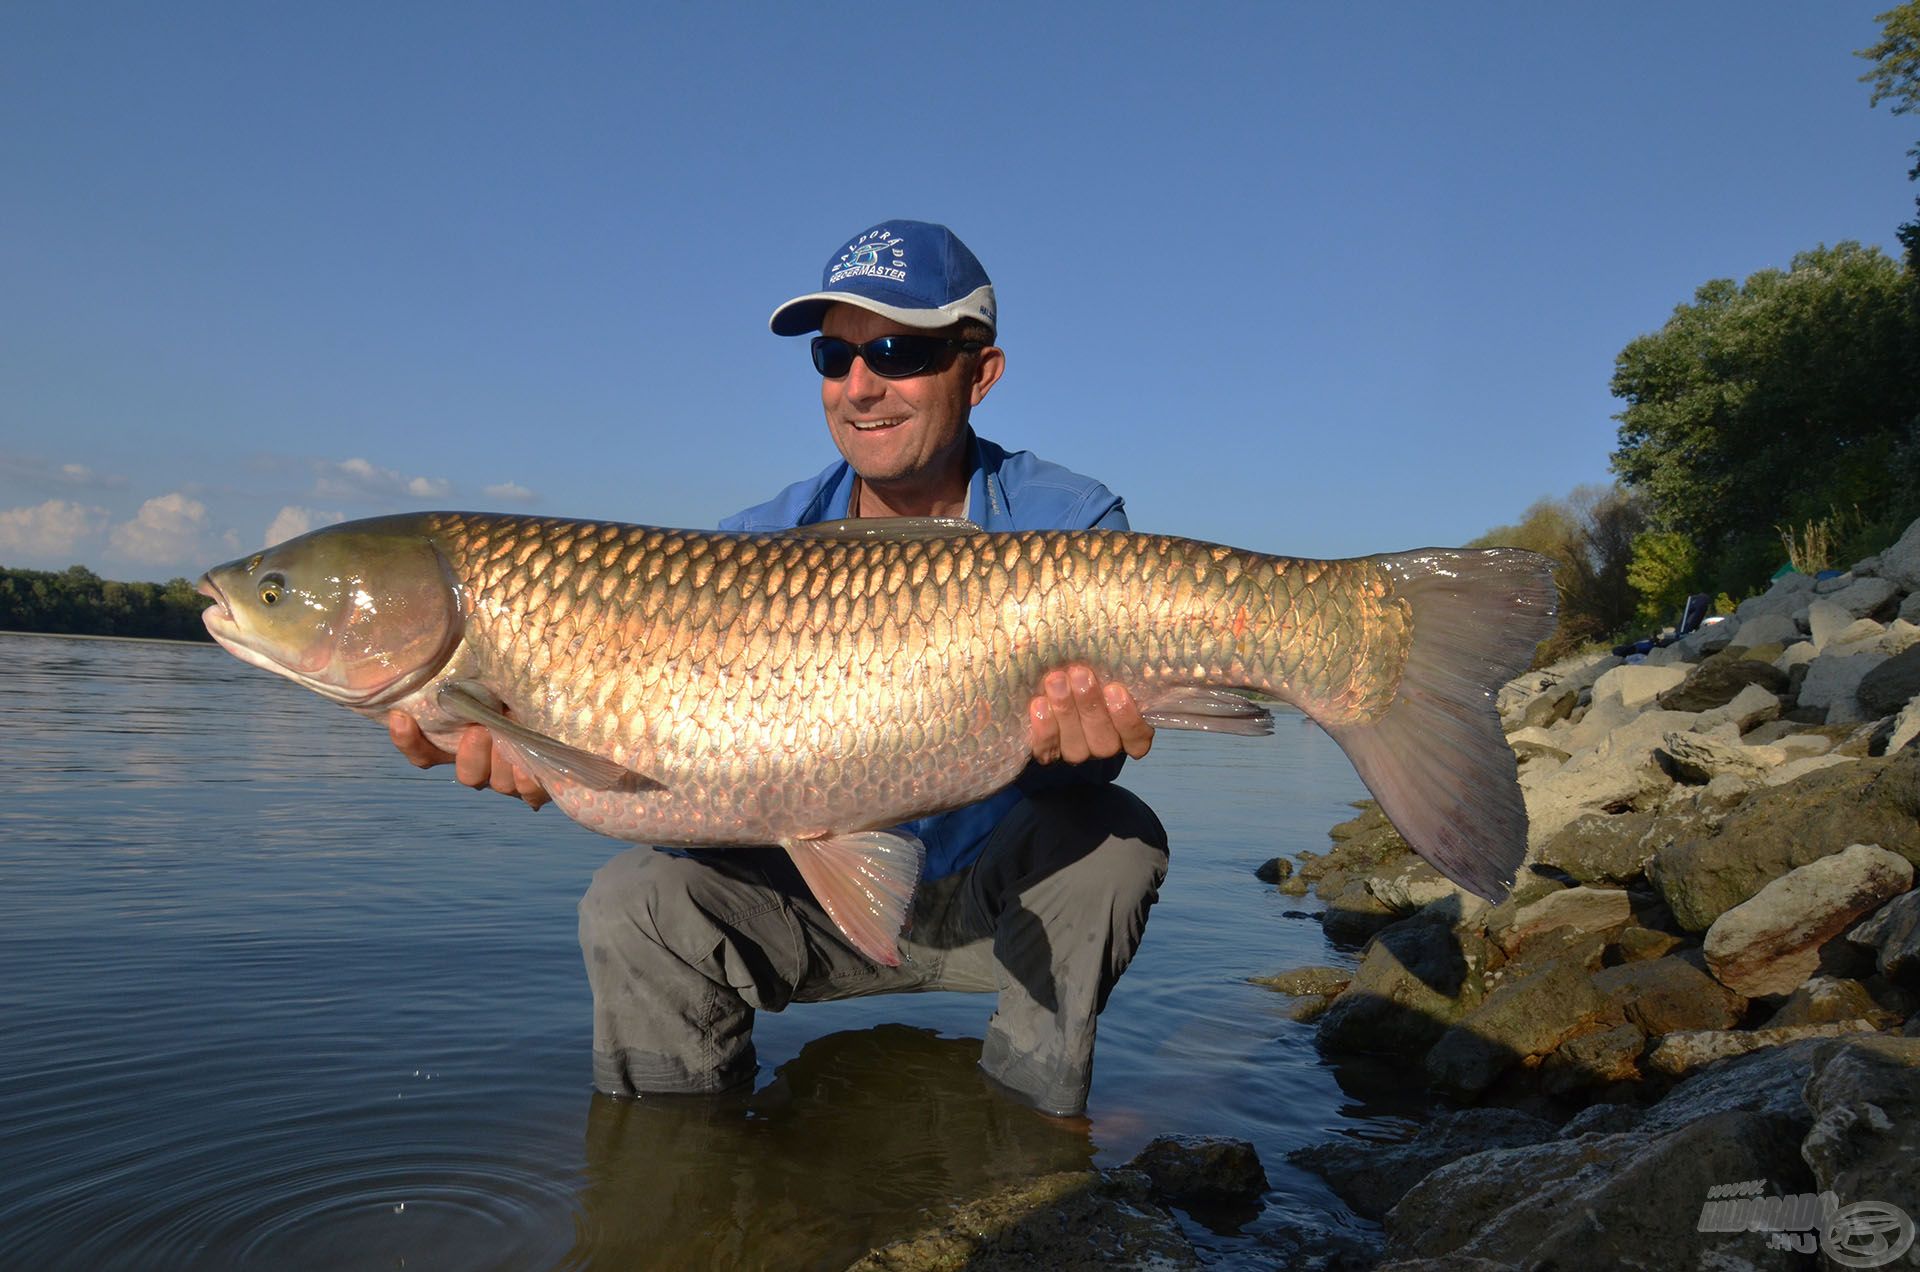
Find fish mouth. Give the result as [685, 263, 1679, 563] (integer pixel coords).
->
[196, 574, 235, 628]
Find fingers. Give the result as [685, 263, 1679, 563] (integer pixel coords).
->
[389, 711, 456, 768]
[454, 725, 496, 789]
[1027, 666, 1156, 764]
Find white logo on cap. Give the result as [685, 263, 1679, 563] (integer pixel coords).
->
[829, 229, 908, 285]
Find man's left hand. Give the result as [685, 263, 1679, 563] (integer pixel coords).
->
[1028, 664, 1154, 764]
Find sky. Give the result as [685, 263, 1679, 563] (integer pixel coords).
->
[2, 3, 1914, 581]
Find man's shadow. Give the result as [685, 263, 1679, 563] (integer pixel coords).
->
[569, 1023, 1095, 1271]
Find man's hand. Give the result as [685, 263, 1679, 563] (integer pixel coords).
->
[1027, 664, 1153, 764]
[387, 711, 551, 810]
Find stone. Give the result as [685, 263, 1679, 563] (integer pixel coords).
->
[1368, 857, 1481, 916]
[1656, 655, 1789, 712]
[1539, 1022, 1646, 1094]
[1799, 1036, 1920, 1233]
[1874, 517, 1920, 591]
[1610, 924, 1684, 962]
[1645, 1021, 1881, 1077]
[1424, 959, 1609, 1096]
[1658, 729, 1786, 783]
[1290, 1108, 1556, 1222]
[1829, 617, 1891, 651]
[1496, 885, 1633, 954]
[1316, 918, 1487, 1056]
[1824, 576, 1900, 621]
[1523, 711, 1690, 844]
[1761, 976, 1900, 1029]
[1520, 686, 1578, 730]
[1696, 682, 1784, 733]
[1701, 844, 1914, 996]
[1590, 956, 1744, 1036]
[1731, 612, 1803, 649]
[848, 1170, 1199, 1271]
[1849, 890, 1920, 990]
[1807, 599, 1853, 650]
[1589, 662, 1690, 711]
[1904, 592, 1920, 623]
[1649, 748, 1920, 931]
[1534, 810, 1660, 885]
[1321, 881, 1400, 945]
[1798, 650, 1893, 725]
[1858, 644, 1920, 717]
[1771, 732, 1835, 759]
[1760, 753, 1855, 785]
[1126, 1135, 1268, 1205]
[1250, 965, 1352, 997]
[1254, 856, 1292, 883]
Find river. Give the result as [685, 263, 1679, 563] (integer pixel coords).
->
[0, 633, 1420, 1269]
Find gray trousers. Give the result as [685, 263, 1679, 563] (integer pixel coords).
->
[577, 785, 1168, 1117]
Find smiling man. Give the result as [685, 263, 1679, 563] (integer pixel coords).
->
[395, 220, 1167, 1118]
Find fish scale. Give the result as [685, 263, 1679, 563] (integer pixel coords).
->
[200, 511, 1555, 960]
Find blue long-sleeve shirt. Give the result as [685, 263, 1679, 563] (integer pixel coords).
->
[721, 429, 1130, 880]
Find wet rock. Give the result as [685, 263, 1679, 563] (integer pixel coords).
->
[1254, 856, 1292, 883]
[1249, 966, 1352, 997]
[1656, 656, 1789, 712]
[1321, 881, 1400, 945]
[1645, 1021, 1880, 1078]
[1534, 810, 1660, 885]
[1424, 958, 1608, 1097]
[1317, 918, 1487, 1056]
[1590, 956, 1744, 1036]
[1849, 890, 1920, 990]
[1648, 748, 1920, 931]
[1761, 976, 1900, 1029]
[1701, 843, 1914, 996]
[1800, 1036, 1920, 1225]
[847, 1170, 1199, 1271]
[1126, 1135, 1267, 1205]
[1858, 643, 1920, 718]
[1291, 1108, 1555, 1221]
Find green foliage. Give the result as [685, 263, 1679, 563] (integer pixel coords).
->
[0, 564, 213, 641]
[1861, 4, 1920, 268]
[1470, 483, 1647, 658]
[1625, 531, 1699, 629]
[1609, 242, 1920, 600]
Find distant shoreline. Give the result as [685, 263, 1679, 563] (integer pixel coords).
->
[0, 630, 214, 648]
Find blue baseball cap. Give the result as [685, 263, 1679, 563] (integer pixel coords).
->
[769, 219, 997, 337]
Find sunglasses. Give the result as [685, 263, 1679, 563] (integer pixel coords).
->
[810, 334, 983, 380]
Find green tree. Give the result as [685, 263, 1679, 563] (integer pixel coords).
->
[1470, 483, 1647, 657]
[1860, 2, 1920, 266]
[1609, 242, 1920, 598]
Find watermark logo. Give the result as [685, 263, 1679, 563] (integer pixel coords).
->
[1698, 1179, 1914, 1267]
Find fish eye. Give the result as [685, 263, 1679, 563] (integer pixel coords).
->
[259, 573, 286, 606]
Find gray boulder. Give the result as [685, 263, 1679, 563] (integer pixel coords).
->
[1590, 956, 1744, 1036]
[1646, 1021, 1881, 1077]
[1849, 890, 1920, 991]
[1659, 728, 1786, 783]
[1858, 643, 1920, 718]
[1424, 958, 1609, 1097]
[1291, 1108, 1556, 1221]
[1798, 1036, 1920, 1229]
[1798, 650, 1893, 725]
[1317, 918, 1488, 1056]
[1732, 612, 1803, 649]
[1125, 1135, 1268, 1205]
[1877, 516, 1920, 591]
[1702, 844, 1915, 996]
[1823, 576, 1900, 621]
[1656, 655, 1789, 712]
[1533, 809, 1660, 885]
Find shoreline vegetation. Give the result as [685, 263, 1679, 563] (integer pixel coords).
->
[0, 565, 212, 644]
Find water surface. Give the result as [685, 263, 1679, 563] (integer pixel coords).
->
[0, 634, 1417, 1268]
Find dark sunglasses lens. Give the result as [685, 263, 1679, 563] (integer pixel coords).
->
[864, 336, 938, 378]
[811, 337, 855, 378]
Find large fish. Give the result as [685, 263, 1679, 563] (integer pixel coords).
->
[198, 513, 1555, 964]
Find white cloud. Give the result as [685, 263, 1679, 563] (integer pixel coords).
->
[314, 456, 452, 503]
[264, 505, 346, 547]
[108, 493, 217, 567]
[483, 481, 537, 503]
[0, 452, 127, 491]
[0, 499, 109, 561]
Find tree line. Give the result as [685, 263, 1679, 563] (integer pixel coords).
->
[1477, 4, 1920, 661]
[0, 565, 213, 642]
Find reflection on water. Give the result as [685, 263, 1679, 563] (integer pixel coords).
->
[0, 634, 1402, 1269]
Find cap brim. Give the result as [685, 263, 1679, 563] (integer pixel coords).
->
[768, 291, 992, 336]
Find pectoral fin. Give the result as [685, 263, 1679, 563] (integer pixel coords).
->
[436, 681, 663, 793]
[1137, 688, 1276, 736]
[781, 830, 925, 967]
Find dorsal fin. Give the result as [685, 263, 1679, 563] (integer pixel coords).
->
[792, 516, 981, 542]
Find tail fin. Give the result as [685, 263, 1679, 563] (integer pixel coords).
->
[1321, 548, 1557, 900]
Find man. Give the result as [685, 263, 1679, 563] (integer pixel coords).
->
[390, 220, 1166, 1118]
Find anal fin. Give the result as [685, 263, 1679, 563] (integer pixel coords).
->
[782, 830, 925, 967]
[1137, 688, 1276, 736]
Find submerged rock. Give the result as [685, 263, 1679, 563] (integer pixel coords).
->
[1125, 1135, 1268, 1206]
[1291, 1108, 1555, 1221]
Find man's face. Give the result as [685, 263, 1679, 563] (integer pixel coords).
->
[818, 303, 1004, 494]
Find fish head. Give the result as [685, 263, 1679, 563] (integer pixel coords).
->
[197, 521, 462, 707]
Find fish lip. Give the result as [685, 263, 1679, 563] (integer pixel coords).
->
[196, 574, 234, 625]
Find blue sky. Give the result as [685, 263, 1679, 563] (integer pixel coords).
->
[3, 3, 1913, 580]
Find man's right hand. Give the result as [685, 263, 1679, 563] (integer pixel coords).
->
[387, 711, 551, 810]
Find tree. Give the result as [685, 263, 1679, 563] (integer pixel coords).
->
[1860, 2, 1920, 267]
[1609, 243, 1920, 598]
[1470, 483, 1647, 656]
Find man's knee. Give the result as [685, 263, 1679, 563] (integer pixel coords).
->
[1023, 784, 1168, 880]
[579, 848, 704, 950]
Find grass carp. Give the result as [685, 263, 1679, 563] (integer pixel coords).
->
[198, 512, 1556, 965]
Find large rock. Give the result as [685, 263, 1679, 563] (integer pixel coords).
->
[1495, 885, 1633, 954]
[1524, 711, 1689, 844]
[1589, 662, 1691, 711]
[1798, 650, 1894, 725]
[1731, 612, 1803, 649]
[1316, 918, 1487, 1056]
[1125, 1135, 1267, 1205]
[1799, 1036, 1920, 1228]
[1290, 1108, 1556, 1222]
[1849, 890, 1920, 990]
[1694, 681, 1784, 733]
[1424, 959, 1609, 1097]
[1761, 976, 1900, 1029]
[1534, 810, 1661, 885]
[1648, 747, 1920, 931]
[1701, 844, 1914, 996]
[1590, 956, 1744, 1036]
[1658, 728, 1786, 783]
[1656, 655, 1789, 712]
[1877, 516, 1920, 591]
[1645, 1021, 1881, 1077]
[1858, 643, 1920, 717]
[1823, 576, 1900, 622]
